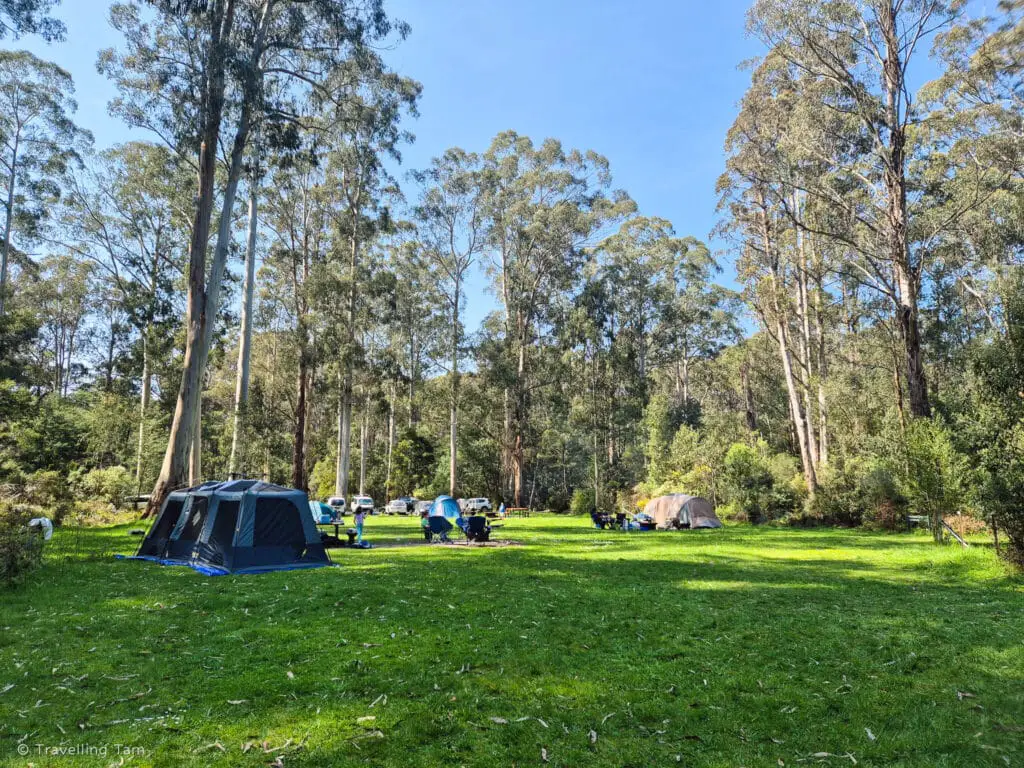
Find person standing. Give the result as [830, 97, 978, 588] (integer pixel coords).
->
[354, 506, 366, 544]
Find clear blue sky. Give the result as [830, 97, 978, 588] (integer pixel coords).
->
[22, 1, 765, 331]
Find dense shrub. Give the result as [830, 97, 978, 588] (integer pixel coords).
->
[810, 458, 907, 529]
[570, 487, 595, 516]
[897, 418, 969, 542]
[0, 502, 45, 586]
[25, 469, 70, 507]
[722, 442, 801, 523]
[76, 466, 134, 509]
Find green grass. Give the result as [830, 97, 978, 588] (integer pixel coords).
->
[1, 516, 1022, 767]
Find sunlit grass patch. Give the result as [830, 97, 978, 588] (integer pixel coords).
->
[0, 515, 1021, 766]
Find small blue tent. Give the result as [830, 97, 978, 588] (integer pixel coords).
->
[429, 495, 461, 519]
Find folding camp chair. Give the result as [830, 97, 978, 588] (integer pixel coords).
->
[428, 516, 454, 543]
[466, 515, 490, 543]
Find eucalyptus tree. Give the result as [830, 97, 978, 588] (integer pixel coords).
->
[412, 148, 485, 496]
[261, 153, 332, 490]
[719, 65, 821, 494]
[0, 0, 64, 40]
[748, 0, 967, 419]
[27, 253, 93, 397]
[102, 0, 412, 512]
[0, 50, 87, 317]
[321, 65, 420, 500]
[61, 142, 188, 487]
[479, 131, 634, 505]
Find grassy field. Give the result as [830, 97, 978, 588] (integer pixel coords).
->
[1, 515, 1021, 767]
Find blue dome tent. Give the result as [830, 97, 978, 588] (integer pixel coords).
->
[429, 495, 461, 519]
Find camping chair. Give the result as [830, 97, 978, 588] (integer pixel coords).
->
[428, 516, 454, 543]
[466, 515, 491, 543]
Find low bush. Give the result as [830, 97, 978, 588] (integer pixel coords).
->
[569, 488, 595, 516]
[76, 466, 134, 509]
[722, 442, 801, 523]
[0, 502, 45, 586]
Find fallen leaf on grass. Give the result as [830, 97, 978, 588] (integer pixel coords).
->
[489, 717, 508, 725]
[536, 718, 548, 728]
[541, 747, 549, 762]
[865, 728, 875, 741]
[356, 716, 376, 724]
[589, 729, 597, 744]
[227, 700, 248, 705]
[285, 671, 294, 680]
[601, 712, 616, 725]
[0, 684, 13, 694]
[957, 691, 976, 700]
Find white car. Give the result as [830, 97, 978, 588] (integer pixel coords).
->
[386, 497, 417, 515]
[351, 495, 375, 514]
[465, 497, 492, 514]
[414, 500, 432, 516]
[327, 496, 346, 513]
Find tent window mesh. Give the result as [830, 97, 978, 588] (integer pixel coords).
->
[208, 500, 239, 551]
[252, 499, 304, 546]
[150, 498, 184, 540]
[180, 496, 208, 540]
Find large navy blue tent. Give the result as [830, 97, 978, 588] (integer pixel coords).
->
[133, 480, 331, 575]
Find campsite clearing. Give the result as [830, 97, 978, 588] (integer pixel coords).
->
[1, 516, 1021, 767]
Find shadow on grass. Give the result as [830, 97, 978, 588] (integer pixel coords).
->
[1, 521, 1021, 767]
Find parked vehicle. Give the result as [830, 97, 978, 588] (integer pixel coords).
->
[465, 497, 492, 514]
[351, 495, 375, 514]
[327, 496, 346, 513]
[414, 500, 432, 516]
[386, 497, 417, 515]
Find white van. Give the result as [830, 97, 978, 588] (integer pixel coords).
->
[351, 495, 375, 514]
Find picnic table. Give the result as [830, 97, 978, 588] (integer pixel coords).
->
[317, 520, 355, 544]
[505, 507, 531, 518]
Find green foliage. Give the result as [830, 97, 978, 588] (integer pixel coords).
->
[722, 441, 801, 523]
[75, 465, 134, 508]
[897, 417, 969, 540]
[809, 457, 907, 529]
[569, 487, 595, 516]
[7, 398, 86, 474]
[24, 468, 67, 507]
[392, 429, 436, 498]
[309, 456, 335, 501]
[0, 502, 44, 586]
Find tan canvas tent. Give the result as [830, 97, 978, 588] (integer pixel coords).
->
[643, 494, 722, 530]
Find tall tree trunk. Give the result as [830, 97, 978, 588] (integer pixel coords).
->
[147, 0, 237, 517]
[813, 273, 829, 466]
[795, 217, 819, 470]
[385, 380, 395, 499]
[761, 201, 818, 496]
[291, 335, 308, 490]
[135, 330, 151, 492]
[449, 281, 460, 497]
[228, 181, 259, 479]
[359, 389, 369, 496]
[336, 230, 358, 498]
[0, 131, 19, 317]
[881, 2, 930, 419]
[189, 405, 201, 486]
[741, 358, 758, 432]
[511, 332, 527, 506]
